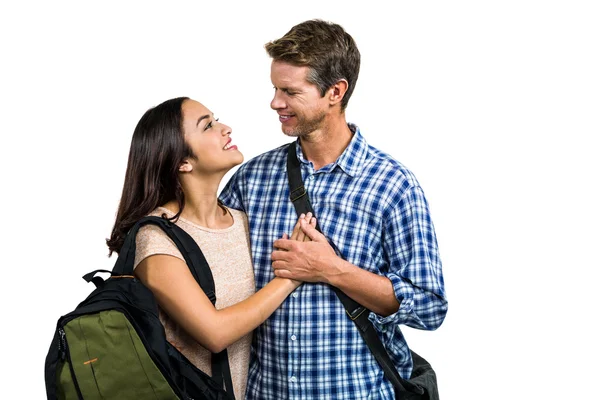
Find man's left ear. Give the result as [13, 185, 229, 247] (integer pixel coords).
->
[328, 79, 349, 106]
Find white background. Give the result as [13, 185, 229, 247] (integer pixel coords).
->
[1, 1, 599, 398]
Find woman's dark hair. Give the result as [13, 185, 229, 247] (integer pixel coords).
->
[106, 97, 192, 256]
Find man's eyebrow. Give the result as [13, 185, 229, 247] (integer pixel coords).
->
[196, 114, 210, 127]
[274, 85, 298, 92]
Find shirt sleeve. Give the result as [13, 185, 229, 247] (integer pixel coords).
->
[369, 185, 448, 331]
[133, 224, 184, 270]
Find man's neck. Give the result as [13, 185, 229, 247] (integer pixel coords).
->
[300, 116, 353, 171]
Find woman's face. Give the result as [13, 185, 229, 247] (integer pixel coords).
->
[180, 99, 243, 175]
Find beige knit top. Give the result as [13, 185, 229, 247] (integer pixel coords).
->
[133, 207, 255, 400]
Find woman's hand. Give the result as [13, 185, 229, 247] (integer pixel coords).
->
[276, 212, 317, 286]
[283, 212, 317, 242]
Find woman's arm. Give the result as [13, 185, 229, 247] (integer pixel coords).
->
[134, 214, 316, 353]
[136, 255, 298, 353]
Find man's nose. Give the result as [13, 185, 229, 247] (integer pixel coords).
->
[270, 90, 285, 110]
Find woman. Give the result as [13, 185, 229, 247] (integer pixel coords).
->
[106, 97, 314, 399]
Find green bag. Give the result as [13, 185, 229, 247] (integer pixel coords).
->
[45, 216, 235, 399]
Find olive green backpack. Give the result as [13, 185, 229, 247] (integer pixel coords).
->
[44, 216, 235, 399]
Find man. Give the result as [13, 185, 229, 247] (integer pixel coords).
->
[220, 19, 447, 399]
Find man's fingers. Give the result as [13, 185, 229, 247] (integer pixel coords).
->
[272, 249, 288, 262]
[272, 240, 294, 254]
[272, 268, 291, 278]
[300, 218, 327, 242]
[291, 212, 312, 242]
[304, 212, 313, 223]
[271, 244, 295, 260]
[298, 212, 313, 241]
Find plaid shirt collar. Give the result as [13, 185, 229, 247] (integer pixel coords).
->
[294, 123, 369, 178]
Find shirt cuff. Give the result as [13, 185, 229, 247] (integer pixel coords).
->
[368, 272, 414, 329]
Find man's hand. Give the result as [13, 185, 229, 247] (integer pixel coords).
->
[272, 217, 340, 283]
[274, 216, 400, 316]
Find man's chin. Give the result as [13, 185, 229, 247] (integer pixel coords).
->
[281, 127, 302, 138]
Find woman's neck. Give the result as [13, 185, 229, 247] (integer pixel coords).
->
[164, 176, 231, 229]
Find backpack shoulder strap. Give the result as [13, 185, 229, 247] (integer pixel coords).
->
[111, 215, 235, 397]
[112, 216, 217, 303]
[286, 142, 422, 396]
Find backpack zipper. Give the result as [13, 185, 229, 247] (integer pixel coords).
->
[58, 328, 66, 361]
[59, 327, 85, 400]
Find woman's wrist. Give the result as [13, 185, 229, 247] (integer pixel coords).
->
[274, 276, 302, 289]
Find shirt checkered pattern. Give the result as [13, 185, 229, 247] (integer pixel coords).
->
[219, 125, 447, 399]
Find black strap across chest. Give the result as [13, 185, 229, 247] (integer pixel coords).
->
[286, 143, 423, 396]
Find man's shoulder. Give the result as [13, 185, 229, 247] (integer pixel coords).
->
[363, 143, 420, 189]
[236, 142, 289, 175]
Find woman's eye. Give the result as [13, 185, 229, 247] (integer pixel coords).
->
[205, 118, 220, 131]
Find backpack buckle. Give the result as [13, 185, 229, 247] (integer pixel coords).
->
[346, 306, 366, 321]
[290, 186, 307, 202]
[206, 291, 217, 305]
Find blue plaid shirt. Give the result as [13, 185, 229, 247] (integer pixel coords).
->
[220, 125, 447, 399]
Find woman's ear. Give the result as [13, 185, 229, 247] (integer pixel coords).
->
[179, 160, 193, 173]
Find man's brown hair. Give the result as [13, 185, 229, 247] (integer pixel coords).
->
[265, 19, 361, 111]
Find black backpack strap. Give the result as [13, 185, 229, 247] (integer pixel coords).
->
[211, 349, 235, 397]
[112, 216, 217, 303]
[112, 215, 235, 397]
[286, 143, 424, 396]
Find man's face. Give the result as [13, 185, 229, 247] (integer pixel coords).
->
[269, 60, 329, 138]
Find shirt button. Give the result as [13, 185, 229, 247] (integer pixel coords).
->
[292, 292, 298, 298]
[291, 335, 297, 341]
[289, 376, 297, 383]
